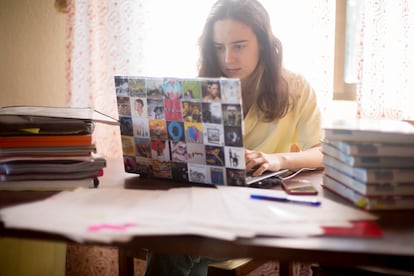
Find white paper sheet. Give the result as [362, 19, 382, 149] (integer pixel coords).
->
[0, 185, 377, 243]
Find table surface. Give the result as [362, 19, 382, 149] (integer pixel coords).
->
[1, 158, 414, 272]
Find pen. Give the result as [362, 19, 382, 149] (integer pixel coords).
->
[250, 194, 321, 206]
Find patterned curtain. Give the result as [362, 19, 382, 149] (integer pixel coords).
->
[355, 0, 414, 119]
[65, 0, 149, 158]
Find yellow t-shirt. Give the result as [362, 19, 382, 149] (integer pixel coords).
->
[244, 70, 322, 153]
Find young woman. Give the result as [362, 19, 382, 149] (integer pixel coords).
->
[145, 0, 323, 275]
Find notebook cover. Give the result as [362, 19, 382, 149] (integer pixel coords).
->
[322, 220, 383, 238]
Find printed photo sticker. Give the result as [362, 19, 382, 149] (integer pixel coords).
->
[226, 168, 246, 186]
[171, 140, 188, 163]
[149, 119, 167, 140]
[123, 155, 137, 173]
[117, 97, 131, 116]
[163, 78, 183, 100]
[136, 156, 153, 177]
[225, 146, 245, 170]
[135, 137, 151, 158]
[119, 116, 133, 136]
[184, 122, 203, 144]
[132, 117, 149, 137]
[182, 80, 202, 100]
[188, 163, 209, 184]
[222, 104, 242, 126]
[202, 80, 221, 102]
[201, 102, 222, 124]
[147, 99, 165, 120]
[131, 97, 147, 118]
[129, 78, 146, 97]
[150, 139, 170, 161]
[171, 162, 189, 182]
[203, 123, 224, 146]
[146, 78, 164, 99]
[205, 145, 225, 167]
[115, 76, 129, 97]
[164, 99, 183, 121]
[167, 121, 184, 141]
[152, 159, 172, 178]
[224, 126, 243, 147]
[182, 101, 202, 123]
[210, 166, 226, 185]
[221, 79, 241, 103]
[121, 136, 136, 156]
[187, 143, 205, 164]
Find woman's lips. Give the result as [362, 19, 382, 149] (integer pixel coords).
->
[226, 68, 241, 77]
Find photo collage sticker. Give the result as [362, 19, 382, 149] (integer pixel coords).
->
[114, 76, 247, 185]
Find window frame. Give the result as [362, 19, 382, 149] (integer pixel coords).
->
[333, 0, 356, 101]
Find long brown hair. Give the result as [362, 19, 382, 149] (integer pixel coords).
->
[198, 0, 289, 121]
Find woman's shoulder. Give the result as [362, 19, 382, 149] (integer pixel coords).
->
[282, 69, 312, 92]
[283, 69, 317, 108]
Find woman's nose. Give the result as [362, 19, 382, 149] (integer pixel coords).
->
[224, 48, 235, 64]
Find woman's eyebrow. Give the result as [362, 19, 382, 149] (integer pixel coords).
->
[214, 40, 249, 45]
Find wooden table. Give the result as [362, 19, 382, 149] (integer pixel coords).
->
[1, 158, 414, 275]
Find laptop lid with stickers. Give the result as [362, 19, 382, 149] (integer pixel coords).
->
[114, 76, 287, 186]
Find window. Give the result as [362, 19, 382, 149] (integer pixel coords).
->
[333, 0, 356, 100]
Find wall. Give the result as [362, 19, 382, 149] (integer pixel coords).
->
[0, 1, 67, 275]
[0, 0, 66, 107]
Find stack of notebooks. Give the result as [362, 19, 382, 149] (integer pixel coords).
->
[322, 118, 414, 210]
[0, 106, 118, 191]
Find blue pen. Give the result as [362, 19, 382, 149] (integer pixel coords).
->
[250, 194, 321, 206]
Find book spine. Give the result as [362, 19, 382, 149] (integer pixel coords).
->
[334, 141, 414, 157]
[350, 156, 414, 168]
[0, 178, 96, 191]
[322, 154, 414, 182]
[324, 165, 414, 196]
[322, 141, 414, 168]
[324, 129, 414, 144]
[323, 174, 370, 209]
[323, 175, 414, 210]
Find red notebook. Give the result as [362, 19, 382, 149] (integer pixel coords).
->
[322, 220, 383, 238]
[0, 135, 93, 148]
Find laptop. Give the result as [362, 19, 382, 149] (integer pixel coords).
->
[114, 76, 288, 186]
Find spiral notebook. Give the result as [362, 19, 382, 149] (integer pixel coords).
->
[114, 76, 287, 186]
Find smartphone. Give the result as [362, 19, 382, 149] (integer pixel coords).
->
[281, 179, 318, 195]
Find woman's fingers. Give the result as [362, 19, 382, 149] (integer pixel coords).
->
[244, 150, 281, 175]
[245, 153, 268, 175]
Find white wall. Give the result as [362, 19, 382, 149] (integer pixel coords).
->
[0, 0, 66, 107]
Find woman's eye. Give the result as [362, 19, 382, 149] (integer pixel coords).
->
[214, 45, 224, 52]
[234, 44, 245, 50]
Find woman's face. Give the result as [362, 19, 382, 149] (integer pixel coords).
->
[213, 19, 260, 80]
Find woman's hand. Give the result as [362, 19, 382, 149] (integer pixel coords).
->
[245, 149, 282, 176]
[245, 146, 323, 176]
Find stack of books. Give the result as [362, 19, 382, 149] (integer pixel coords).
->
[322, 118, 414, 210]
[0, 106, 118, 191]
